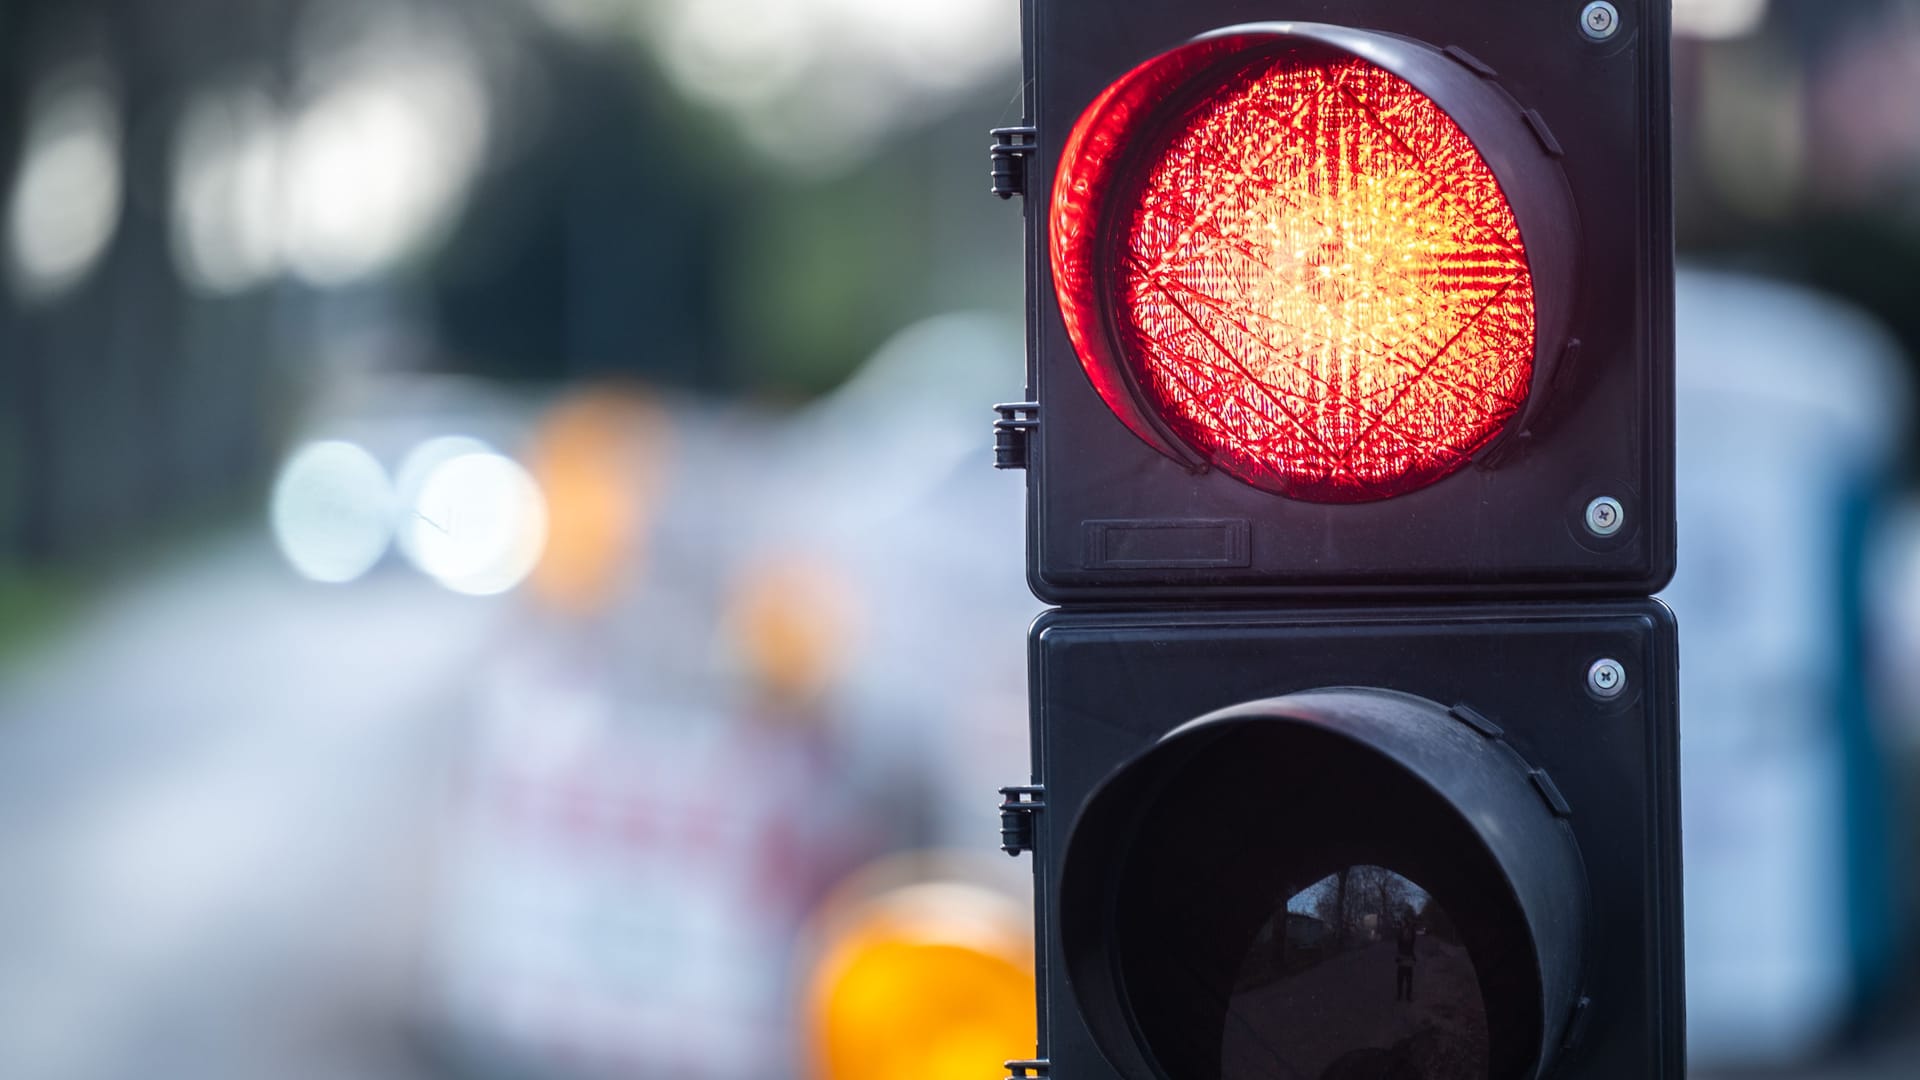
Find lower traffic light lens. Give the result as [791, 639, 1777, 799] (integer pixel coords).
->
[1057, 690, 1587, 1080]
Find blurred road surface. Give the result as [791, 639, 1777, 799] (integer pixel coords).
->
[0, 534, 494, 1080]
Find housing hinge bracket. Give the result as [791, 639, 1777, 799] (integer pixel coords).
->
[999, 785, 1045, 855]
[990, 126, 1039, 199]
[994, 402, 1040, 470]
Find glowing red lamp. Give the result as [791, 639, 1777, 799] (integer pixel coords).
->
[1052, 26, 1574, 503]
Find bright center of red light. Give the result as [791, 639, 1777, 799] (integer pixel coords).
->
[1109, 53, 1535, 502]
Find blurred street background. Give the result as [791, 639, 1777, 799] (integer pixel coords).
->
[2, 0, 1920, 1077]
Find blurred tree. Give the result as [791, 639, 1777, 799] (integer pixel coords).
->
[1, 0, 1025, 572]
[1, 0, 291, 566]
[429, 39, 737, 388]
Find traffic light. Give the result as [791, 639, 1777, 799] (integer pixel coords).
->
[996, 3, 1672, 599]
[1014, 604, 1680, 1079]
[991, 3, 1679, 1078]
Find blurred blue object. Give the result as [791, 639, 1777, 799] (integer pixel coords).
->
[1665, 268, 1911, 1066]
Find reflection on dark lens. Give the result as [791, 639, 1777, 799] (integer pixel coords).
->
[1222, 866, 1488, 1080]
[1099, 722, 1543, 1080]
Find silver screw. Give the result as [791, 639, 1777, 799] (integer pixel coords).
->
[1588, 658, 1627, 699]
[1581, 1, 1621, 40]
[1584, 495, 1625, 538]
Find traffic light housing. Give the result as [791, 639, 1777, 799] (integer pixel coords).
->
[1020, 603, 1682, 1079]
[995, 3, 1681, 1078]
[1013, 2, 1673, 600]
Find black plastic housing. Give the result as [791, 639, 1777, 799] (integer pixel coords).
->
[1025, 601, 1683, 1078]
[1018, 0, 1675, 601]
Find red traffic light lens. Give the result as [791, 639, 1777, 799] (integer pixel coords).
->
[1054, 42, 1537, 503]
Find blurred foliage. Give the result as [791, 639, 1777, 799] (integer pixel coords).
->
[421, 21, 1022, 400]
[0, 0, 1023, 568]
[723, 110, 1021, 401]
[429, 42, 739, 389]
[427, 54, 1020, 399]
[0, 565, 80, 663]
[726, 174, 926, 400]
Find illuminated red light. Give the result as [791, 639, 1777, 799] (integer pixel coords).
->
[1054, 48, 1537, 502]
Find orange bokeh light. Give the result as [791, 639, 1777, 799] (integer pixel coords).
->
[805, 883, 1035, 1080]
[1061, 50, 1537, 502]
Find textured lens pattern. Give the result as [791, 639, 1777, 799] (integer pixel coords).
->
[1117, 54, 1535, 502]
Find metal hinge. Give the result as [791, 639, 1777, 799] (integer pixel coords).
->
[990, 126, 1038, 199]
[994, 402, 1039, 470]
[999, 785, 1045, 855]
[1006, 1059, 1051, 1078]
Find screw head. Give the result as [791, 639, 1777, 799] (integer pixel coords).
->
[1588, 658, 1627, 699]
[1581, 1, 1621, 40]
[1584, 495, 1625, 537]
